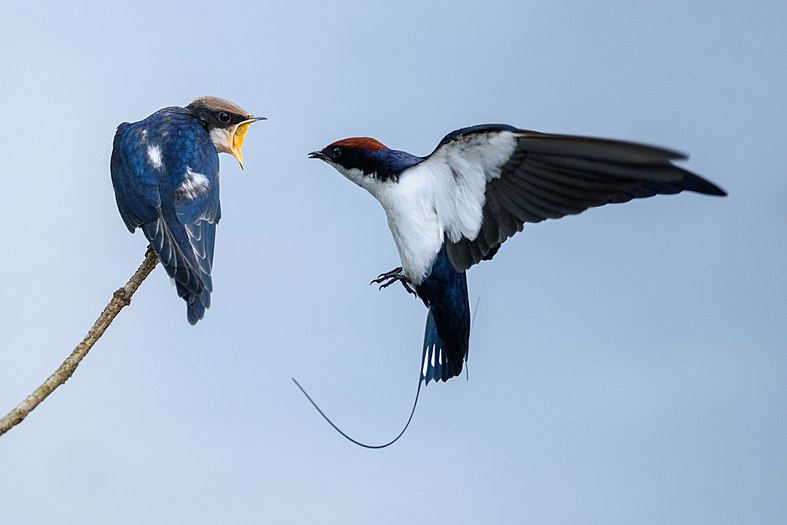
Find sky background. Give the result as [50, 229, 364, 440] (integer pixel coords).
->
[1, 1, 785, 523]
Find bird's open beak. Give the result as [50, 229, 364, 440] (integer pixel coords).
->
[308, 151, 327, 161]
[230, 116, 266, 168]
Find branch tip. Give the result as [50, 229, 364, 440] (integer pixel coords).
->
[0, 250, 159, 437]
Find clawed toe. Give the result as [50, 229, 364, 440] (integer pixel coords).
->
[370, 267, 416, 296]
[370, 267, 403, 286]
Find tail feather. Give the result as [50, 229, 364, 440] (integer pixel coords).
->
[417, 248, 471, 385]
[143, 218, 211, 324]
[186, 297, 207, 325]
[421, 311, 464, 384]
[176, 281, 210, 325]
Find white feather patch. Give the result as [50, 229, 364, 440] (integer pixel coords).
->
[147, 145, 163, 170]
[177, 167, 211, 200]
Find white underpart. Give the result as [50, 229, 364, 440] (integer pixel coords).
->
[209, 128, 232, 154]
[178, 167, 211, 200]
[147, 145, 163, 169]
[337, 165, 443, 284]
[333, 130, 518, 285]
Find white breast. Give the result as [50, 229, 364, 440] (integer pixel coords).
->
[336, 165, 443, 285]
[333, 130, 518, 284]
[379, 175, 444, 284]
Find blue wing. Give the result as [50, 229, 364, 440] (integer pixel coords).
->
[111, 122, 161, 231]
[110, 107, 221, 324]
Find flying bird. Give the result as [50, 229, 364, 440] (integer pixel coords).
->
[300, 123, 726, 447]
[111, 97, 263, 324]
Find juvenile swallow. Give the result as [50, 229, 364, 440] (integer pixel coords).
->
[111, 96, 263, 323]
[302, 124, 726, 447]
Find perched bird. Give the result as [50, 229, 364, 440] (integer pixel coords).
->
[111, 97, 263, 324]
[301, 124, 726, 447]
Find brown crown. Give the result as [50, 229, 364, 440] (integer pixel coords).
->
[327, 137, 388, 151]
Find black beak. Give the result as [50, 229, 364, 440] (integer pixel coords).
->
[308, 151, 326, 160]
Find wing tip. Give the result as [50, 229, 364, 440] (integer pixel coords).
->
[680, 173, 728, 197]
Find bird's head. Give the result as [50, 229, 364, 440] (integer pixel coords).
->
[186, 96, 265, 168]
[309, 137, 416, 187]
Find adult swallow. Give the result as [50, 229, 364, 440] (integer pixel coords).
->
[111, 96, 263, 324]
[309, 124, 726, 389]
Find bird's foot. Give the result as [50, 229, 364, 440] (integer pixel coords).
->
[370, 267, 406, 289]
[370, 267, 416, 296]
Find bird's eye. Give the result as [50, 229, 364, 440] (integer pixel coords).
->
[332, 147, 342, 158]
[217, 111, 231, 124]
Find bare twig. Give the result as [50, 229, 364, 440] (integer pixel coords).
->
[0, 248, 159, 437]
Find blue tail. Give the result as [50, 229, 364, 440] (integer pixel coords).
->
[416, 248, 470, 385]
[142, 217, 211, 325]
[176, 282, 210, 325]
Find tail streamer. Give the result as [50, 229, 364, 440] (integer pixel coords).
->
[292, 375, 423, 449]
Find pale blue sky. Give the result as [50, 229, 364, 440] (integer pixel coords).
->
[1, 1, 785, 523]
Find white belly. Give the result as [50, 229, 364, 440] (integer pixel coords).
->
[377, 176, 443, 285]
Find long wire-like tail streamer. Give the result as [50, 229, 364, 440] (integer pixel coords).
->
[292, 375, 423, 449]
[471, 296, 481, 332]
[292, 296, 480, 447]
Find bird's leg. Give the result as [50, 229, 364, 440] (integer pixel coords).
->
[370, 267, 416, 296]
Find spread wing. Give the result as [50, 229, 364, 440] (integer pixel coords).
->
[110, 112, 221, 324]
[413, 124, 727, 272]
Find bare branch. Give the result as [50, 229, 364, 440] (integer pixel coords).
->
[0, 248, 159, 437]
